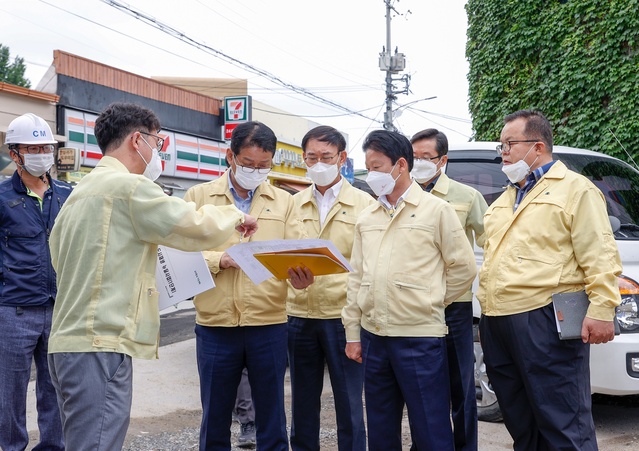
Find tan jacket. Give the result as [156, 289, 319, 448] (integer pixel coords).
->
[478, 161, 622, 320]
[184, 173, 302, 327]
[49, 157, 244, 359]
[429, 172, 488, 301]
[287, 179, 376, 319]
[342, 181, 477, 340]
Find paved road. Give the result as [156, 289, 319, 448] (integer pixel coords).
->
[159, 306, 197, 346]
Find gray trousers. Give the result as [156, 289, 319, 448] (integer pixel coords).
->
[48, 352, 133, 451]
[234, 367, 255, 423]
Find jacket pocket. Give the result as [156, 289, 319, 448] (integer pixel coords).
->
[131, 275, 160, 345]
[496, 249, 562, 291]
[388, 274, 433, 326]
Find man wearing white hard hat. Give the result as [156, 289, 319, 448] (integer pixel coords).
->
[0, 113, 72, 451]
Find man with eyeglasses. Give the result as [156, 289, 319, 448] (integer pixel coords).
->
[0, 113, 72, 451]
[286, 125, 375, 451]
[409, 128, 487, 451]
[184, 121, 314, 451]
[478, 110, 622, 450]
[47, 102, 258, 451]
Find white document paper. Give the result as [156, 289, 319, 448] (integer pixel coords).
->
[226, 239, 353, 285]
[156, 246, 215, 311]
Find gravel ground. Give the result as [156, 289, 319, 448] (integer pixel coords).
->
[122, 386, 414, 450]
[123, 394, 350, 451]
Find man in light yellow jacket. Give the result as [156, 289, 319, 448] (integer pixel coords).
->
[287, 125, 375, 451]
[184, 121, 312, 451]
[342, 129, 476, 451]
[479, 110, 622, 450]
[410, 128, 487, 451]
[48, 102, 257, 451]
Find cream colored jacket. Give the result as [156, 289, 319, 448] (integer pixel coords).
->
[342, 181, 476, 340]
[184, 173, 301, 327]
[429, 172, 488, 302]
[49, 157, 244, 359]
[287, 179, 375, 319]
[478, 161, 622, 320]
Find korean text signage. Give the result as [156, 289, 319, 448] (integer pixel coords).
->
[224, 96, 252, 140]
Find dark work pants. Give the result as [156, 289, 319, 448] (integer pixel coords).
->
[479, 304, 597, 451]
[196, 323, 288, 451]
[361, 329, 453, 451]
[288, 316, 366, 451]
[445, 302, 478, 451]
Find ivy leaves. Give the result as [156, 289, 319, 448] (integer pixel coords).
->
[466, 0, 639, 161]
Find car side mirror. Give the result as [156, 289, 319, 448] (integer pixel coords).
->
[609, 215, 621, 233]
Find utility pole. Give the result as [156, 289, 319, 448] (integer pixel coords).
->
[379, 0, 410, 131]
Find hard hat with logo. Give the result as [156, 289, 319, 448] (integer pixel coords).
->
[4, 113, 57, 146]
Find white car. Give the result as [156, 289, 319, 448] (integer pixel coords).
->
[446, 142, 639, 421]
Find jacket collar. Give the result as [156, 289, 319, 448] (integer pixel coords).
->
[208, 169, 277, 201]
[431, 172, 451, 196]
[11, 170, 53, 195]
[298, 178, 357, 207]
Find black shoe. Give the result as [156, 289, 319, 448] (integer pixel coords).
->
[237, 421, 256, 449]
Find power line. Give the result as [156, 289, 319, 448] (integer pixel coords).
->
[253, 103, 386, 119]
[100, 0, 381, 125]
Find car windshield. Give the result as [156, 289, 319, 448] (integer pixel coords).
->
[446, 150, 639, 240]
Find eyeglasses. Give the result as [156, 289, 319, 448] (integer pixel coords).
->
[15, 145, 55, 154]
[413, 156, 440, 162]
[233, 155, 273, 174]
[139, 131, 164, 151]
[496, 140, 539, 155]
[238, 165, 273, 174]
[303, 154, 339, 165]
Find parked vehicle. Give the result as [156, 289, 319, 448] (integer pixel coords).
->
[446, 142, 639, 422]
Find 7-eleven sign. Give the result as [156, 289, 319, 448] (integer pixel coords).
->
[224, 96, 252, 140]
[224, 96, 251, 122]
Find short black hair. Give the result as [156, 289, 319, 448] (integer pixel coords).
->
[362, 130, 413, 171]
[94, 102, 160, 155]
[504, 110, 554, 152]
[301, 125, 346, 153]
[230, 121, 277, 157]
[410, 128, 448, 157]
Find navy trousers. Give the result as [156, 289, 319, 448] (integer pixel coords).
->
[288, 316, 366, 451]
[361, 329, 454, 451]
[445, 302, 478, 451]
[196, 323, 288, 451]
[479, 304, 597, 451]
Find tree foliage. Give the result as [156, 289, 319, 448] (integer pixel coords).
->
[466, 0, 639, 162]
[0, 44, 31, 89]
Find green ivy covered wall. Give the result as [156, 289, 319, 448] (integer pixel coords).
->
[466, 0, 639, 162]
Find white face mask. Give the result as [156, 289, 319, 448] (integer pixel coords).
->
[137, 137, 163, 181]
[411, 159, 439, 183]
[307, 162, 339, 187]
[366, 162, 399, 197]
[233, 165, 269, 190]
[22, 153, 55, 177]
[501, 144, 537, 184]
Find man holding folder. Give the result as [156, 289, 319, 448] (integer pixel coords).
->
[184, 121, 312, 451]
[287, 125, 375, 451]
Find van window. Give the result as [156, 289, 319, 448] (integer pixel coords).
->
[556, 154, 639, 239]
[446, 150, 639, 239]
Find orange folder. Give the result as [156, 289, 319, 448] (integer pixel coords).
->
[253, 247, 349, 280]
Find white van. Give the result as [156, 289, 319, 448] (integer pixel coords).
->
[446, 142, 639, 421]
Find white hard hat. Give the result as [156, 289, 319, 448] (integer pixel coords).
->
[5, 113, 57, 146]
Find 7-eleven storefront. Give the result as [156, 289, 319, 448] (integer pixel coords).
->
[59, 108, 310, 196]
